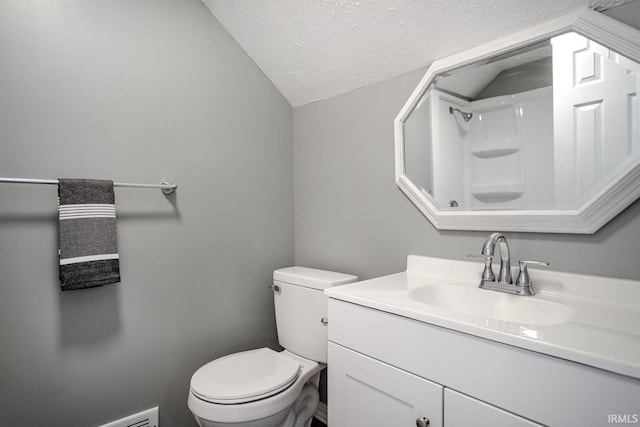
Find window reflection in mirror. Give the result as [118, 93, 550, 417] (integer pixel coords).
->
[403, 32, 640, 212]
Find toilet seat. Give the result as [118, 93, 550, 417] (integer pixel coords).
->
[191, 348, 301, 404]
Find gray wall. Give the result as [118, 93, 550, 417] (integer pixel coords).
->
[0, 1, 292, 426]
[293, 5, 640, 282]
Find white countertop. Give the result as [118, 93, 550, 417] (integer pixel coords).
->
[325, 255, 640, 379]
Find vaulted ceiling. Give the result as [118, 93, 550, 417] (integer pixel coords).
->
[203, 0, 636, 106]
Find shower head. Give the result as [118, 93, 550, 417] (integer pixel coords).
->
[449, 106, 473, 122]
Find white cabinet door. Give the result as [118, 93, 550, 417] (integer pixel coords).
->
[328, 342, 443, 427]
[444, 389, 543, 427]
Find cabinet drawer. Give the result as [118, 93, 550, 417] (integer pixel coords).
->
[328, 342, 443, 427]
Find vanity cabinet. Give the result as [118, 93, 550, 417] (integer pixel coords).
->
[329, 343, 541, 427]
[327, 299, 640, 427]
[328, 342, 443, 427]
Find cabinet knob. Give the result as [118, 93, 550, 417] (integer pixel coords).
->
[416, 417, 430, 427]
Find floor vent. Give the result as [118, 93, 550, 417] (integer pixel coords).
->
[99, 407, 159, 427]
[314, 401, 327, 424]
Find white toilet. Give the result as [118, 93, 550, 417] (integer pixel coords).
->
[188, 266, 358, 427]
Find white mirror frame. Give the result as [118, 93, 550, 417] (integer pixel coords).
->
[394, 8, 640, 233]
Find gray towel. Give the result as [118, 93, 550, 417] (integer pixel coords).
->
[58, 179, 120, 291]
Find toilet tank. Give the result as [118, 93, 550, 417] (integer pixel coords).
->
[273, 267, 357, 363]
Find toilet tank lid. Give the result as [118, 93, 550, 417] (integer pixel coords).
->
[274, 266, 358, 290]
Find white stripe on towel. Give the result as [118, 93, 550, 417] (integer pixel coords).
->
[59, 203, 116, 220]
[60, 253, 120, 265]
[59, 214, 116, 220]
[59, 204, 115, 210]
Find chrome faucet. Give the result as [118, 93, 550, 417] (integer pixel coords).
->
[469, 232, 548, 296]
[481, 232, 512, 285]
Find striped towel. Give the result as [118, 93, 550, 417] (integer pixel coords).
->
[58, 179, 120, 291]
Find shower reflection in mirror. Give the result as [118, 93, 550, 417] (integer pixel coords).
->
[403, 32, 640, 212]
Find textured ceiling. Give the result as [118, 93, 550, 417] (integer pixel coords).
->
[203, 0, 636, 107]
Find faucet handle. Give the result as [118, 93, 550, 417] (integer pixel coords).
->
[467, 254, 495, 282]
[516, 260, 549, 291]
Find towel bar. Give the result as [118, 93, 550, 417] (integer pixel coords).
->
[0, 177, 177, 195]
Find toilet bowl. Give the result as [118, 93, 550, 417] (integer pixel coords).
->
[188, 349, 323, 427]
[187, 266, 358, 427]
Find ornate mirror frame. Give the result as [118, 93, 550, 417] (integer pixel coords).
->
[394, 8, 640, 233]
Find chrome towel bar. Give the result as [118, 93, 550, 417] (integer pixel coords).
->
[0, 177, 177, 195]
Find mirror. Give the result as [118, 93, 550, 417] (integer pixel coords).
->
[395, 9, 640, 233]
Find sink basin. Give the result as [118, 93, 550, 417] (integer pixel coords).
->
[408, 284, 573, 325]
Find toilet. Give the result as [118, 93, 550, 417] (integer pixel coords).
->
[188, 266, 358, 427]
